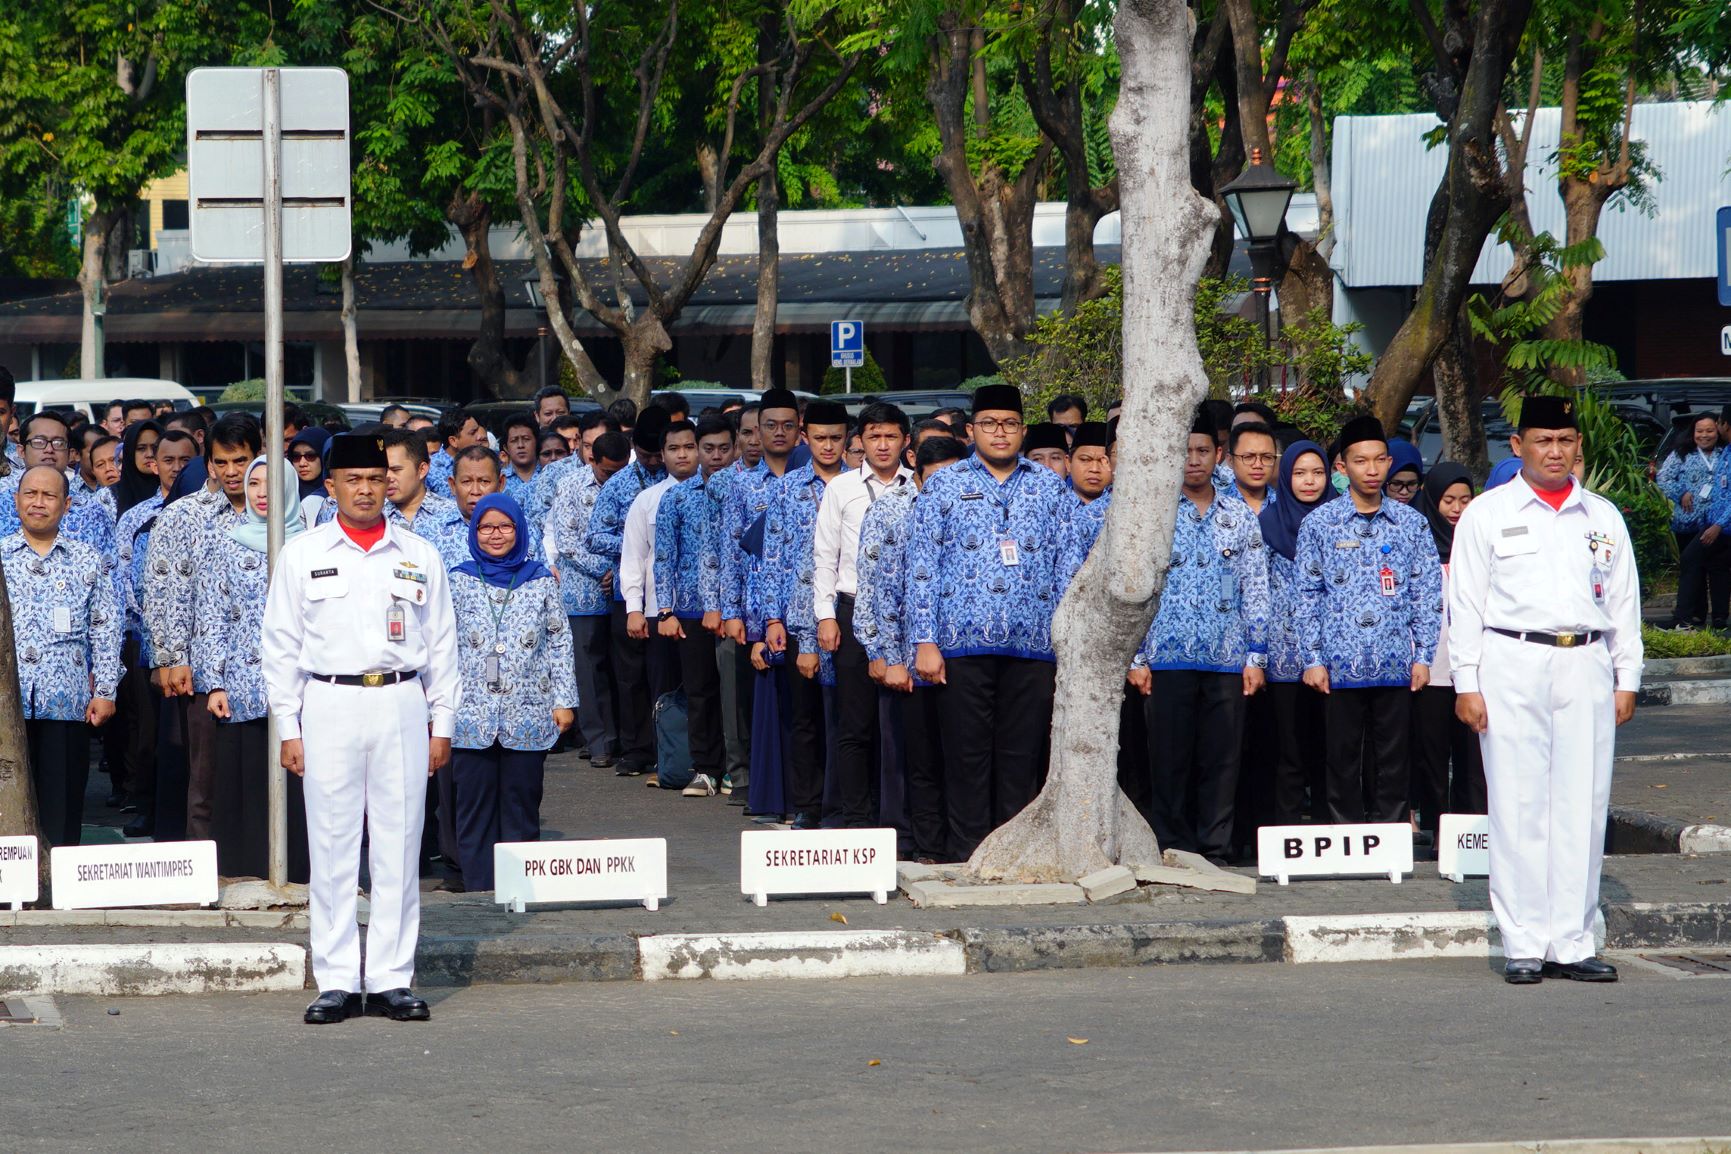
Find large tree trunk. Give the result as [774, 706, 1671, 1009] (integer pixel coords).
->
[340, 255, 362, 402]
[78, 209, 114, 381]
[448, 192, 525, 399]
[0, 561, 49, 899]
[1434, 306, 1490, 479]
[1307, 74, 1335, 263]
[969, 0, 1213, 883]
[620, 315, 675, 407]
[750, 24, 781, 392]
[1362, 0, 1534, 429]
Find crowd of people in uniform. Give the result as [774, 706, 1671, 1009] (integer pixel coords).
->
[0, 366, 1645, 1008]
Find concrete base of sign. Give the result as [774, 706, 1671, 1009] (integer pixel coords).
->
[0, 942, 307, 997]
[216, 879, 309, 910]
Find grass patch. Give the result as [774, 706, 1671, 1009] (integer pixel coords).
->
[1642, 623, 1731, 659]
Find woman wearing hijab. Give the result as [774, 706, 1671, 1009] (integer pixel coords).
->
[1407, 463, 1487, 840]
[1484, 457, 1522, 489]
[288, 426, 332, 526]
[1385, 439, 1425, 505]
[1258, 440, 1334, 824]
[114, 419, 163, 518]
[194, 455, 310, 881]
[449, 493, 578, 891]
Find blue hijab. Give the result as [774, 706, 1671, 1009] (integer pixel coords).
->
[453, 493, 551, 588]
[1486, 457, 1522, 489]
[1387, 438, 1424, 481]
[1259, 440, 1331, 561]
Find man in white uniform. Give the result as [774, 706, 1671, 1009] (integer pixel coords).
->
[262, 433, 461, 1023]
[1448, 394, 1642, 985]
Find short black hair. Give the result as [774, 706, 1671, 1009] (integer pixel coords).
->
[575, 410, 613, 435]
[695, 412, 735, 442]
[453, 443, 501, 474]
[912, 418, 952, 439]
[1227, 420, 1277, 454]
[207, 413, 263, 458]
[916, 436, 967, 471]
[438, 406, 472, 445]
[858, 401, 910, 435]
[502, 411, 539, 441]
[719, 396, 745, 413]
[737, 402, 761, 420]
[282, 402, 308, 431]
[607, 398, 638, 427]
[122, 399, 154, 418]
[158, 429, 198, 452]
[661, 417, 698, 450]
[1047, 394, 1087, 420]
[0, 366, 15, 405]
[1202, 399, 1235, 442]
[380, 403, 411, 422]
[537, 428, 569, 452]
[933, 406, 968, 430]
[533, 386, 570, 409]
[592, 430, 631, 464]
[1233, 400, 1278, 427]
[381, 427, 430, 466]
[86, 432, 118, 458]
[19, 410, 69, 440]
[191, 405, 217, 427]
[653, 393, 691, 420]
[164, 410, 205, 437]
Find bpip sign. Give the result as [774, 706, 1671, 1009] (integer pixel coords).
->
[1257, 823, 1414, 885]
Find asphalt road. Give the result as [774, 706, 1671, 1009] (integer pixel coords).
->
[7, 959, 1731, 1154]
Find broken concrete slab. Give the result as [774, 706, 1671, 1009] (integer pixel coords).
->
[217, 879, 309, 910]
[895, 861, 963, 886]
[1077, 865, 1137, 901]
[902, 880, 1087, 909]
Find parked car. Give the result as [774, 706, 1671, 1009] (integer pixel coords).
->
[15, 378, 198, 424]
[338, 399, 446, 426]
[1405, 397, 1665, 469]
[208, 399, 352, 431]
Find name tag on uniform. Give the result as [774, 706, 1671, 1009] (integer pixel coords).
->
[960, 493, 984, 502]
[312, 568, 339, 578]
[1500, 526, 1529, 538]
[52, 606, 72, 633]
[1334, 540, 1361, 550]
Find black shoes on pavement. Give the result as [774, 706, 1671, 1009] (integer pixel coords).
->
[1504, 957, 1618, 984]
[304, 989, 430, 1024]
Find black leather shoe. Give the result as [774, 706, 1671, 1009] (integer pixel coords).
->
[304, 990, 363, 1024]
[1503, 958, 1544, 984]
[122, 815, 154, 838]
[1542, 957, 1618, 982]
[366, 988, 431, 1021]
[590, 754, 615, 769]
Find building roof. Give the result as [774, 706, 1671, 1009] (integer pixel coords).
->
[1330, 100, 1731, 289]
[0, 246, 1126, 343]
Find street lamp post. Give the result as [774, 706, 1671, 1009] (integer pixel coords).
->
[1219, 147, 1297, 391]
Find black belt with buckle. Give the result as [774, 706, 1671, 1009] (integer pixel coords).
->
[1490, 628, 1603, 649]
[309, 671, 419, 687]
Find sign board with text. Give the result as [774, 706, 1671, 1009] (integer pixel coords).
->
[51, 841, 218, 910]
[1437, 813, 1490, 883]
[1257, 823, 1413, 885]
[0, 836, 39, 908]
[494, 837, 667, 912]
[1718, 205, 1731, 308]
[740, 828, 897, 906]
[830, 319, 865, 369]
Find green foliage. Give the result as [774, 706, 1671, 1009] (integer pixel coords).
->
[822, 349, 886, 394]
[1193, 275, 1264, 396]
[1000, 266, 1124, 416]
[219, 379, 268, 403]
[1470, 226, 1620, 390]
[1640, 623, 1731, 659]
[959, 374, 1004, 392]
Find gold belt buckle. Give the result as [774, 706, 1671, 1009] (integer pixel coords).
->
[361, 671, 387, 688]
[1555, 632, 1578, 648]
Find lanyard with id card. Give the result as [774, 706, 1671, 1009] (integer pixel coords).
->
[485, 580, 521, 689]
[987, 468, 1026, 568]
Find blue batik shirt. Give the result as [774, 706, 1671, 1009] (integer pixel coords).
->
[143, 488, 240, 679]
[760, 464, 834, 665]
[1265, 550, 1308, 684]
[654, 470, 724, 620]
[1658, 448, 1719, 533]
[117, 493, 166, 648]
[526, 454, 585, 535]
[419, 497, 544, 571]
[1, 533, 122, 720]
[1294, 495, 1443, 688]
[426, 448, 454, 499]
[68, 473, 117, 522]
[905, 456, 1086, 662]
[192, 532, 272, 722]
[1133, 491, 1270, 673]
[450, 570, 580, 752]
[549, 465, 610, 617]
[0, 472, 120, 600]
[586, 461, 664, 603]
[720, 460, 781, 640]
[503, 466, 538, 515]
[1063, 489, 1111, 555]
[853, 483, 928, 682]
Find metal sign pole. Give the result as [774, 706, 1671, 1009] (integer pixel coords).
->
[262, 67, 288, 890]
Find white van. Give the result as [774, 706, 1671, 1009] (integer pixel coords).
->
[14, 378, 199, 425]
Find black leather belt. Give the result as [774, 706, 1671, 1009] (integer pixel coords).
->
[309, 671, 419, 687]
[1490, 628, 1603, 648]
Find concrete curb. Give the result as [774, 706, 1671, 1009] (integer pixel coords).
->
[0, 942, 306, 996]
[1606, 806, 1731, 855]
[1644, 654, 1731, 677]
[1638, 678, 1731, 706]
[1157, 1139, 1731, 1154]
[640, 930, 966, 981]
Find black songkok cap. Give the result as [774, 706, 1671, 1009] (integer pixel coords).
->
[633, 404, 670, 453]
[803, 400, 848, 428]
[1023, 422, 1069, 453]
[1069, 421, 1112, 452]
[760, 388, 799, 414]
[1190, 406, 1216, 439]
[325, 433, 387, 471]
[1337, 414, 1387, 453]
[972, 383, 1024, 417]
[1517, 394, 1578, 431]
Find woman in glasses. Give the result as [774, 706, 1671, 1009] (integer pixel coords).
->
[1384, 438, 1425, 505]
[287, 426, 332, 527]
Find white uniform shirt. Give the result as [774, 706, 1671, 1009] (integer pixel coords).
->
[1447, 473, 1643, 694]
[620, 476, 676, 617]
[261, 519, 462, 740]
[812, 466, 913, 621]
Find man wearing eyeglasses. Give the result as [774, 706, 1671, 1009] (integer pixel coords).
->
[1227, 422, 1278, 515]
[0, 412, 119, 568]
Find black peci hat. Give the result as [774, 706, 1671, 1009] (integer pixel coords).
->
[803, 401, 848, 428]
[1023, 423, 1069, 453]
[1517, 394, 1578, 431]
[1069, 421, 1112, 452]
[325, 432, 388, 471]
[1190, 406, 1216, 438]
[1336, 414, 1386, 453]
[972, 383, 1024, 417]
[633, 405, 670, 453]
[760, 388, 799, 414]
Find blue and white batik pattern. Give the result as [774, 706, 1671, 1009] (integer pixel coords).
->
[1, 533, 122, 720]
[585, 461, 664, 603]
[116, 493, 166, 645]
[1265, 549, 1309, 684]
[450, 571, 579, 751]
[549, 467, 611, 617]
[142, 488, 235, 672]
[720, 460, 778, 641]
[1133, 491, 1270, 673]
[853, 483, 937, 687]
[1657, 449, 1719, 533]
[192, 533, 272, 722]
[653, 471, 724, 619]
[760, 464, 835, 682]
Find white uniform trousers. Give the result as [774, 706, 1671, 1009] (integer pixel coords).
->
[1478, 631, 1615, 964]
[301, 679, 431, 992]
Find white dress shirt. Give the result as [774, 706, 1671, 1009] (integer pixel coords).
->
[620, 476, 677, 616]
[261, 519, 463, 739]
[812, 466, 913, 621]
[1447, 473, 1643, 694]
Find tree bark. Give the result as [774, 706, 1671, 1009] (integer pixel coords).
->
[969, 0, 1214, 883]
[0, 558, 49, 899]
[340, 255, 362, 402]
[620, 314, 675, 404]
[1433, 305, 1490, 479]
[1307, 75, 1335, 262]
[1362, 0, 1535, 429]
[78, 209, 113, 381]
[750, 19, 781, 392]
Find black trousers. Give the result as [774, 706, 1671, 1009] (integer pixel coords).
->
[1268, 680, 1327, 825]
[1674, 530, 1731, 626]
[28, 718, 89, 848]
[1234, 687, 1275, 851]
[569, 614, 619, 757]
[900, 684, 949, 860]
[211, 717, 309, 883]
[719, 637, 753, 786]
[827, 597, 879, 827]
[1324, 686, 1411, 824]
[154, 695, 190, 841]
[610, 600, 654, 769]
[1144, 670, 1245, 858]
[780, 634, 827, 822]
[452, 743, 546, 892]
[676, 621, 725, 778]
[184, 692, 218, 842]
[1409, 684, 1487, 835]
[1116, 683, 1153, 827]
[117, 637, 156, 803]
[938, 656, 1055, 861]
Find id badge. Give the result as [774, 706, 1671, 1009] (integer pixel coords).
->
[998, 537, 1020, 567]
[52, 606, 72, 634]
[1378, 565, 1397, 596]
[1590, 564, 1606, 604]
[485, 653, 501, 689]
[386, 603, 406, 642]
[1218, 550, 1237, 609]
